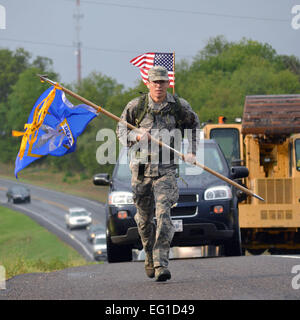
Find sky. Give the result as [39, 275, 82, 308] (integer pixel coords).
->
[0, 0, 299, 89]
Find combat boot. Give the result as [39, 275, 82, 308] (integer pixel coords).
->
[155, 267, 171, 282]
[144, 252, 154, 278]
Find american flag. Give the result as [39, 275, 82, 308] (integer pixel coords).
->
[130, 52, 175, 87]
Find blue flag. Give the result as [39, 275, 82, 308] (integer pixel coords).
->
[13, 86, 97, 178]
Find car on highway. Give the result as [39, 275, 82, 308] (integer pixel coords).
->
[92, 233, 107, 261]
[94, 139, 248, 263]
[65, 207, 92, 230]
[87, 224, 105, 243]
[6, 185, 31, 204]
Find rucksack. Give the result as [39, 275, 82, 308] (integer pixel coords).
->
[134, 93, 184, 132]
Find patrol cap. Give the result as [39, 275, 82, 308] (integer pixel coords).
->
[148, 66, 169, 82]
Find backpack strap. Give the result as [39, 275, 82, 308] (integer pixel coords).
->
[172, 94, 184, 129]
[134, 93, 184, 129]
[135, 93, 149, 128]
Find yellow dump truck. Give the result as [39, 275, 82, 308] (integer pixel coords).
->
[203, 95, 300, 254]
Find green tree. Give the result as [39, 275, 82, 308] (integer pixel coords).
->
[278, 54, 300, 80]
[0, 48, 31, 104]
[175, 36, 300, 123]
[2, 40, 300, 174]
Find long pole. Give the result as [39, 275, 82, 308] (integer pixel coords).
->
[172, 51, 175, 95]
[74, 0, 83, 86]
[37, 74, 264, 201]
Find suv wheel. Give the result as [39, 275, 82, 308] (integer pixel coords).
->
[107, 232, 133, 263]
[247, 249, 266, 255]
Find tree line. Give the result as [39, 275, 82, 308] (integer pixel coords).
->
[1, 36, 300, 177]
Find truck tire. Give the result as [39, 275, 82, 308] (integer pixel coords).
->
[223, 237, 242, 256]
[223, 207, 242, 257]
[106, 232, 133, 263]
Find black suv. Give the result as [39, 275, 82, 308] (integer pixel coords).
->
[94, 140, 248, 263]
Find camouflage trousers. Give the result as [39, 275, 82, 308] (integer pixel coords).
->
[132, 170, 179, 268]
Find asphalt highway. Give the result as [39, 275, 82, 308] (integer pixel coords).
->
[1, 177, 300, 300]
[1, 255, 300, 300]
[0, 177, 106, 261]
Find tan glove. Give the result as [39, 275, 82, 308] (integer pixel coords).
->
[136, 128, 151, 142]
[183, 153, 196, 165]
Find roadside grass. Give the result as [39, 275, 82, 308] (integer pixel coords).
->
[0, 162, 109, 203]
[0, 206, 89, 279]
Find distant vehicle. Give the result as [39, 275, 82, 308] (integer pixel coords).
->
[92, 233, 107, 261]
[7, 185, 31, 204]
[65, 207, 92, 230]
[87, 224, 105, 243]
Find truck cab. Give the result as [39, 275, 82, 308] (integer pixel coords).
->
[203, 94, 300, 254]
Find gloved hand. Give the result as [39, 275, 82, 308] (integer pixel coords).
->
[136, 128, 151, 142]
[183, 153, 196, 165]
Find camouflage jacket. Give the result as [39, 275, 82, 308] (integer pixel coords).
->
[116, 92, 200, 177]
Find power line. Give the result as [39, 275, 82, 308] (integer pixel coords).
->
[62, 0, 289, 23]
[0, 37, 74, 49]
[0, 37, 136, 53]
[0, 37, 194, 58]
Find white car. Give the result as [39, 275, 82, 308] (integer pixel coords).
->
[65, 207, 92, 230]
[92, 234, 107, 261]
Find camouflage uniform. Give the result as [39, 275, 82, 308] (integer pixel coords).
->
[117, 92, 200, 268]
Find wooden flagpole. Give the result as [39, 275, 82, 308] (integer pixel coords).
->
[172, 51, 175, 95]
[37, 74, 264, 201]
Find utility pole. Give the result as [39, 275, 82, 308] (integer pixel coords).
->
[74, 0, 83, 86]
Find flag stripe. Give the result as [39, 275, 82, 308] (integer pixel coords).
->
[130, 53, 155, 65]
[130, 52, 175, 88]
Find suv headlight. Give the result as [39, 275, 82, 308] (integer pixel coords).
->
[204, 186, 232, 200]
[108, 192, 134, 205]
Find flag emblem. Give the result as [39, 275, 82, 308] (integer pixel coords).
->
[130, 52, 175, 87]
[13, 86, 97, 178]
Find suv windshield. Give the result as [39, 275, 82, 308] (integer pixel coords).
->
[11, 186, 28, 193]
[70, 211, 88, 217]
[89, 225, 105, 232]
[95, 237, 106, 245]
[114, 141, 227, 184]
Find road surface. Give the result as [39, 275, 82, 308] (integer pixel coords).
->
[1, 177, 300, 300]
[1, 255, 300, 300]
[0, 177, 106, 261]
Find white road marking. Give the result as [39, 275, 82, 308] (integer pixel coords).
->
[270, 255, 300, 259]
[14, 204, 94, 260]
